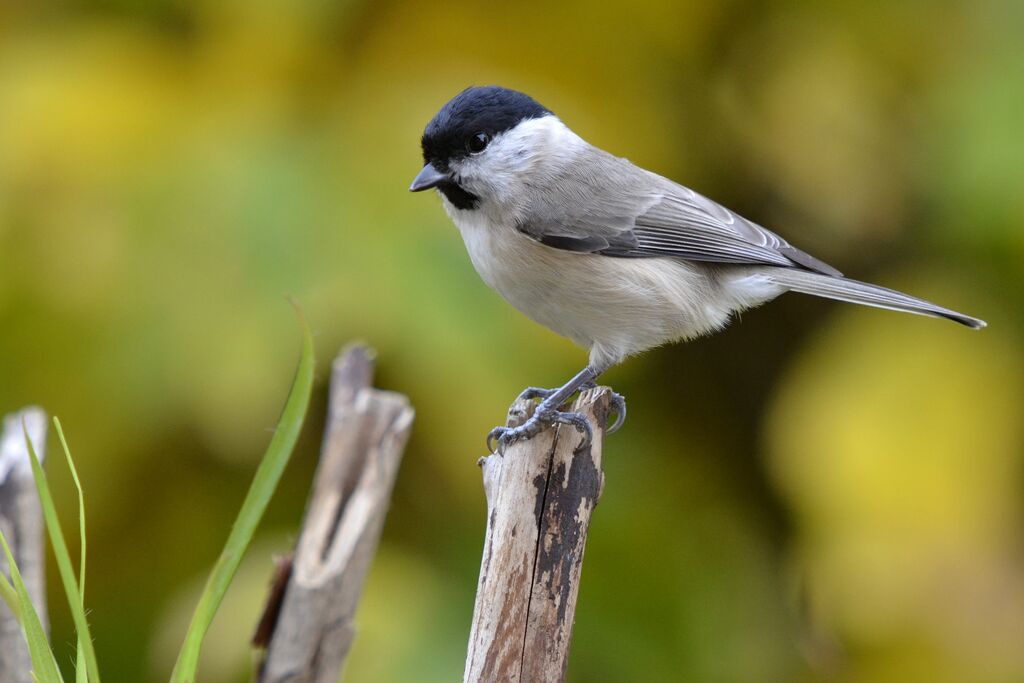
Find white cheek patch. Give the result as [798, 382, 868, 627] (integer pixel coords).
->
[455, 115, 585, 202]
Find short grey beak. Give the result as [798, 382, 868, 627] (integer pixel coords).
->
[409, 163, 447, 192]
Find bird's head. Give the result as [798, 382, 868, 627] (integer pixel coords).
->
[411, 86, 575, 211]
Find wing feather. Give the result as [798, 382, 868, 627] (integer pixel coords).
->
[514, 147, 842, 277]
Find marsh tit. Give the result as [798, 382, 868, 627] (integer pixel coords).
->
[410, 86, 986, 453]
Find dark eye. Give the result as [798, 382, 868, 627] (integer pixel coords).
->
[467, 131, 490, 154]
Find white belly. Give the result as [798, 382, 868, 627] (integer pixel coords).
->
[450, 209, 782, 367]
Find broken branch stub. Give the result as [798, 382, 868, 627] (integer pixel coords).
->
[256, 345, 414, 683]
[0, 407, 49, 683]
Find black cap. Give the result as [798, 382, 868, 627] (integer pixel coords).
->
[421, 86, 551, 169]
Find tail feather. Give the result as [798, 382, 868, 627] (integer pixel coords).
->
[766, 269, 987, 329]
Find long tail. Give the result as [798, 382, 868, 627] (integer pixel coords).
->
[765, 268, 986, 329]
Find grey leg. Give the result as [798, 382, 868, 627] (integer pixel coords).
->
[488, 365, 625, 453]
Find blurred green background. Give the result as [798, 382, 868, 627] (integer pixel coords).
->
[1, 0, 1022, 681]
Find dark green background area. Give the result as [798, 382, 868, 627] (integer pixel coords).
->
[1, 1, 1021, 681]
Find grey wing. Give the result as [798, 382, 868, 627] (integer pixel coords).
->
[516, 152, 842, 277]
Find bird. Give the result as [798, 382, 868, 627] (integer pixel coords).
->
[409, 85, 986, 454]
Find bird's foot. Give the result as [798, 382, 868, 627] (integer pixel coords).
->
[487, 405, 592, 455]
[488, 385, 628, 454]
[515, 383, 627, 434]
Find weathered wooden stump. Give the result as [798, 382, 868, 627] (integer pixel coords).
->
[464, 388, 610, 683]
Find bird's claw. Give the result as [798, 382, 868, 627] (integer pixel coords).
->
[486, 426, 509, 455]
[552, 410, 594, 451]
[606, 391, 627, 434]
[486, 408, 594, 454]
[516, 386, 558, 402]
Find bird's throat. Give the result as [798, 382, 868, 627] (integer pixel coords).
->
[437, 181, 479, 210]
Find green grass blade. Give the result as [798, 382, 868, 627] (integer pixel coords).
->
[0, 569, 19, 619]
[23, 426, 101, 683]
[0, 527, 63, 683]
[53, 418, 88, 683]
[169, 310, 314, 683]
[54, 419, 86, 597]
[75, 633, 87, 682]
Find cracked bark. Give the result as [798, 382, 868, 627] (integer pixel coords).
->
[464, 388, 610, 683]
[255, 344, 414, 683]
